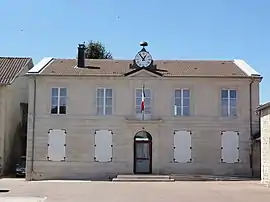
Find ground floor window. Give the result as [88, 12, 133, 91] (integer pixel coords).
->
[47, 129, 66, 161]
[221, 131, 240, 163]
[173, 130, 192, 163]
[94, 130, 113, 162]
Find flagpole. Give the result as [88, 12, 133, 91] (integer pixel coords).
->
[142, 107, 145, 121]
[142, 83, 145, 121]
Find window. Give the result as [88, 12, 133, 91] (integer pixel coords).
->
[221, 89, 237, 117]
[47, 129, 66, 161]
[174, 89, 190, 116]
[173, 130, 192, 163]
[221, 131, 239, 163]
[51, 87, 67, 114]
[135, 89, 151, 114]
[96, 88, 113, 115]
[94, 130, 113, 162]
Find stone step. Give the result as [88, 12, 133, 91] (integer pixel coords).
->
[112, 178, 175, 182]
[116, 175, 171, 179]
[112, 175, 175, 182]
[0, 196, 47, 201]
[170, 174, 252, 181]
[171, 175, 209, 181]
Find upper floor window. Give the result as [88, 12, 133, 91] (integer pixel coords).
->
[221, 89, 237, 117]
[51, 87, 67, 115]
[174, 89, 190, 116]
[136, 88, 151, 115]
[96, 88, 112, 115]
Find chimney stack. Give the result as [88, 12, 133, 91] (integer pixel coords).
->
[77, 43, 86, 68]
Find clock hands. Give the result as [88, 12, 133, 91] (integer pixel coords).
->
[139, 53, 144, 61]
[142, 55, 147, 61]
[139, 53, 147, 61]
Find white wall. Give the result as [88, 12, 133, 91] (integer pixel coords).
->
[26, 73, 260, 180]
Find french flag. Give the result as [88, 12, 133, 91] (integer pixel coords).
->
[141, 84, 145, 113]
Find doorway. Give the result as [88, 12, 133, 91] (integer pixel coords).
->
[133, 131, 152, 174]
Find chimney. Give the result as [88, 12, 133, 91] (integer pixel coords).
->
[77, 43, 86, 68]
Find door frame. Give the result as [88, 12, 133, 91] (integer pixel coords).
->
[133, 131, 152, 174]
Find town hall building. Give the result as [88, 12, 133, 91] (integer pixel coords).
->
[26, 42, 262, 180]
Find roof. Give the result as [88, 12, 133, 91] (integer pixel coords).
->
[27, 58, 261, 78]
[257, 102, 270, 111]
[0, 57, 32, 84]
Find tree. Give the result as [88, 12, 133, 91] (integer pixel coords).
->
[85, 40, 113, 59]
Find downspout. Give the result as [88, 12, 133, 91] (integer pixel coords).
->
[249, 77, 255, 177]
[30, 76, 37, 180]
[0, 86, 7, 175]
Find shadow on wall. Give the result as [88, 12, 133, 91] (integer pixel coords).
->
[252, 139, 261, 178]
[4, 123, 24, 176]
[3, 103, 28, 176]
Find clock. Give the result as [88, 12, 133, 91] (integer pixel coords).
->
[134, 51, 153, 68]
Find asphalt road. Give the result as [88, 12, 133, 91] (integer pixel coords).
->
[0, 178, 270, 202]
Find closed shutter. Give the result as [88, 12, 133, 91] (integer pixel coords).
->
[47, 129, 66, 161]
[221, 131, 239, 163]
[94, 130, 113, 162]
[173, 130, 192, 163]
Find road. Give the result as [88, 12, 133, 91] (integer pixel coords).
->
[0, 178, 270, 202]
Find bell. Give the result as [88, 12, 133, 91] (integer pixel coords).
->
[140, 41, 148, 47]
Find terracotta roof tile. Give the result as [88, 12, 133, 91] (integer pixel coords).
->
[0, 57, 32, 84]
[40, 59, 249, 77]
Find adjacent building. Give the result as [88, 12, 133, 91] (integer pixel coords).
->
[0, 57, 34, 175]
[26, 44, 262, 180]
[257, 102, 270, 186]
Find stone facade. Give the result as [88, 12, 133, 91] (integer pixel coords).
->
[259, 104, 270, 186]
[26, 73, 261, 180]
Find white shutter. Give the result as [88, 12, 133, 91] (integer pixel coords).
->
[173, 130, 192, 163]
[94, 130, 113, 162]
[48, 129, 66, 161]
[221, 131, 239, 163]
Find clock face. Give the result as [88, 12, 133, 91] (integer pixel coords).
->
[134, 51, 152, 68]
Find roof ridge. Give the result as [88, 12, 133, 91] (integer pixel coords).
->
[54, 58, 234, 63]
[0, 56, 32, 60]
[54, 58, 235, 62]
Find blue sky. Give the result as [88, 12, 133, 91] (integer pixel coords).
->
[0, 0, 269, 103]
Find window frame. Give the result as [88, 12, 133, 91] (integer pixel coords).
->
[50, 87, 67, 115]
[135, 88, 152, 116]
[96, 87, 113, 116]
[221, 89, 237, 117]
[173, 88, 190, 116]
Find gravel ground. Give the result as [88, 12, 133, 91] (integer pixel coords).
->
[0, 178, 270, 202]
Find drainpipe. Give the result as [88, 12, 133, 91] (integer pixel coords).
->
[30, 76, 37, 180]
[0, 86, 7, 176]
[249, 77, 255, 177]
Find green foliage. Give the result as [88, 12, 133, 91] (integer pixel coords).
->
[85, 40, 113, 59]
